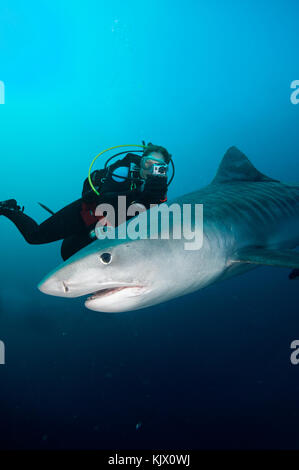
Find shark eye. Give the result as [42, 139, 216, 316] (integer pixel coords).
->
[100, 252, 112, 265]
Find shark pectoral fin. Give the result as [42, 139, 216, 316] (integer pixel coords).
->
[230, 247, 299, 269]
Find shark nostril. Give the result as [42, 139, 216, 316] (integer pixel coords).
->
[62, 281, 69, 293]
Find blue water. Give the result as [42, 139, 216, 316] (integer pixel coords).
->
[0, 0, 298, 449]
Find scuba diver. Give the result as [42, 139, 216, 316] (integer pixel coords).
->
[0, 143, 173, 261]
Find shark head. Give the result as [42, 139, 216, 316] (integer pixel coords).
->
[38, 208, 220, 313]
[39, 239, 149, 312]
[38, 232, 202, 312]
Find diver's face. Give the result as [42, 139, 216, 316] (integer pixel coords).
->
[140, 152, 167, 179]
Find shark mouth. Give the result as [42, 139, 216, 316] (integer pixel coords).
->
[86, 285, 145, 301]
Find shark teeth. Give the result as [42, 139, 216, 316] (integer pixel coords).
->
[87, 285, 144, 301]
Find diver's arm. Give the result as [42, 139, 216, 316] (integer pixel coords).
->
[141, 175, 168, 204]
[98, 189, 143, 206]
[102, 176, 168, 207]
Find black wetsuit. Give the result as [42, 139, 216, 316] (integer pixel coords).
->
[1, 154, 168, 261]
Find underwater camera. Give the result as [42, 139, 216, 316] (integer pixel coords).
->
[151, 163, 168, 177]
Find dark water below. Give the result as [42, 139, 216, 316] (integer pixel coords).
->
[0, 266, 298, 449]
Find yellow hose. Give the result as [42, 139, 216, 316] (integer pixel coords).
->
[88, 144, 146, 196]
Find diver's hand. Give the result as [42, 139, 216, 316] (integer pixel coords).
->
[142, 175, 168, 203]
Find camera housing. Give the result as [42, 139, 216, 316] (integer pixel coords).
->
[152, 164, 168, 177]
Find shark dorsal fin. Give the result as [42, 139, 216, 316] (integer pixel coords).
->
[212, 147, 279, 184]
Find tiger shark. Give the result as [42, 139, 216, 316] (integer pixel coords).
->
[38, 147, 299, 312]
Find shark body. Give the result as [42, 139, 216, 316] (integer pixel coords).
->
[38, 147, 299, 312]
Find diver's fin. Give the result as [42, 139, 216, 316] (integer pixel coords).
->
[212, 147, 279, 185]
[289, 269, 299, 280]
[230, 247, 299, 269]
[38, 202, 55, 215]
[0, 199, 22, 213]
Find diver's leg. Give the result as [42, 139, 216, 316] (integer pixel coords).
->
[0, 199, 86, 244]
[61, 232, 94, 261]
